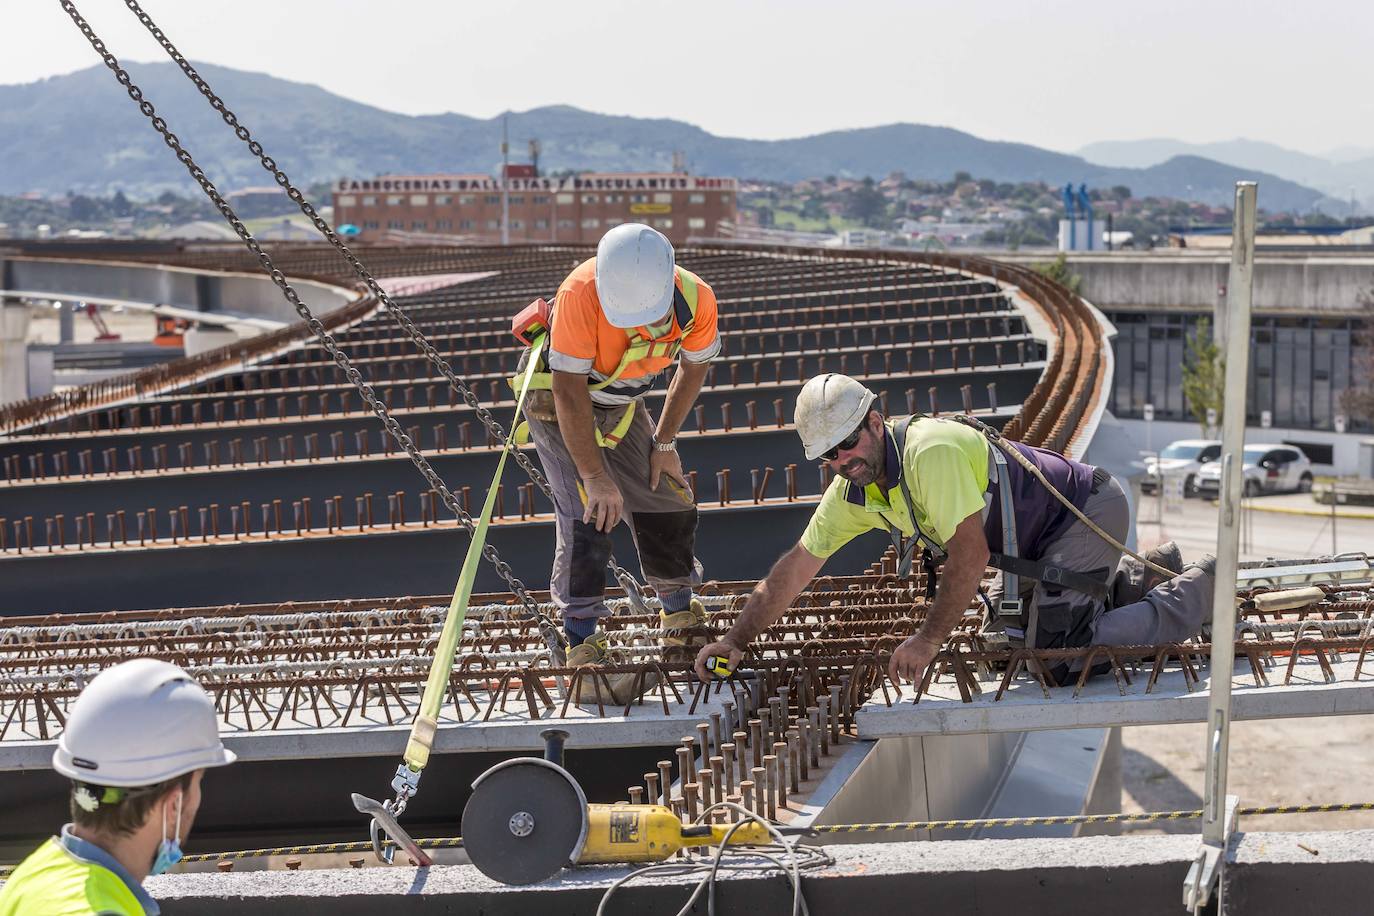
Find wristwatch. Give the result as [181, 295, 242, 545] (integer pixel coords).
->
[653, 436, 677, 452]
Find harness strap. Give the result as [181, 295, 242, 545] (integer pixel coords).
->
[985, 553, 1111, 602]
[989, 447, 1026, 637]
[512, 399, 638, 451]
[886, 415, 944, 578]
[402, 330, 546, 775]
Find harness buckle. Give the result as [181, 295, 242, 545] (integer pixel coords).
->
[998, 598, 1023, 620]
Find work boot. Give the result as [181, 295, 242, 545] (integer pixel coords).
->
[1111, 540, 1184, 607]
[1187, 553, 1217, 578]
[565, 632, 653, 706]
[659, 598, 712, 665]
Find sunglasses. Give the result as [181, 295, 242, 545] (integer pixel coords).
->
[821, 418, 868, 462]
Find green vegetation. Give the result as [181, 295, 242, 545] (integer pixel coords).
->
[1181, 317, 1226, 435]
[1033, 254, 1082, 293]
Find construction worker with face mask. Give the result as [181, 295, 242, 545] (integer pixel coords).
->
[696, 373, 1217, 687]
[512, 224, 721, 700]
[0, 659, 236, 915]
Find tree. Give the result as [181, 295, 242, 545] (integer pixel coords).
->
[843, 178, 888, 228]
[1033, 253, 1082, 294]
[111, 190, 132, 217]
[68, 195, 98, 222]
[1181, 317, 1225, 435]
[800, 194, 827, 221]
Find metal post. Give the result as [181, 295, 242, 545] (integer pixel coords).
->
[1184, 181, 1255, 914]
[1157, 458, 1166, 535]
[1331, 482, 1338, 555]
[500, 115, 510, 246]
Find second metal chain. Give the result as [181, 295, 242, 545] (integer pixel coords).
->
[58, 0, 562, 653]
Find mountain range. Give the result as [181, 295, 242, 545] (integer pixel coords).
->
[1078, 139, 1373, 209]
[0, 61, 1339, 214]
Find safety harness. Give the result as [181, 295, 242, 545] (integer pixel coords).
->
[507, 268, 702, 449]
[880, 414, 1111, 648]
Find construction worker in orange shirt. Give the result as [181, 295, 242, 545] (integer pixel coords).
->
[511, 224, 721, 700]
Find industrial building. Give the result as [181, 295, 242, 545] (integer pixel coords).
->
[1001, 249, 1374, 474]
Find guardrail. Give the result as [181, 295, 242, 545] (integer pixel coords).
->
[0, 278, 373, 437]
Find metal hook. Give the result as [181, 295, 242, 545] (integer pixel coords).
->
[352, 792, 433, 866]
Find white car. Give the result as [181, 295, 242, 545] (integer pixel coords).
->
[1194, 444, 1314, 497]
[1143, 439, 1221, 497]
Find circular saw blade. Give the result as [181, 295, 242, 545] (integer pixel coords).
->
[463, 759, 587, 885]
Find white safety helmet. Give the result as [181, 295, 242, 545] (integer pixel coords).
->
[53, 659, 235, 787]
[794, 374, 878, 461]
[594, 223, 676, 329]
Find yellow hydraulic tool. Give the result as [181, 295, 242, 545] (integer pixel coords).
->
[577, 803, 773, 865]
[463, 729, 783, 885]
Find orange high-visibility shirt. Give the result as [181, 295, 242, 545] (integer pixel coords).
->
[547, 258, 721, 406]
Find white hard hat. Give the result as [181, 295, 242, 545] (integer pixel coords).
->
[594, 223, 676, 329]
[795, 374, 878, 461]
[53, 659, 235, 787]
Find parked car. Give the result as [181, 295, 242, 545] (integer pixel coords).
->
[1194, 444, 1314, 497]
[1142, 439, 1221, 496]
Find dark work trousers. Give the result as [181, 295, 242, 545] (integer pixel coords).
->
[987, 474, 1214, 668]
[528, 401, 702, 623]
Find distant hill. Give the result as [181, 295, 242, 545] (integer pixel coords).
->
[1079, 137, 1374, 207]
[0, 62, 1327, 212]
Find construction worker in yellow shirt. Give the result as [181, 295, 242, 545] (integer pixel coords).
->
[0, 660, 235, 915]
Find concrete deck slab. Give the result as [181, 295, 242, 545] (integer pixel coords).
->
[856, 656, 1374, 737]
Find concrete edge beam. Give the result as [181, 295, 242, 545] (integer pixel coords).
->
[143, 829, 1374, 915]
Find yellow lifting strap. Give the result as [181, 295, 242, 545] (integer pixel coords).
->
[401, 331, 545, 774]
[506, 270, 701, 449]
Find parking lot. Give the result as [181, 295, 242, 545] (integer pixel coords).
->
[1122, 489, 1374, 835]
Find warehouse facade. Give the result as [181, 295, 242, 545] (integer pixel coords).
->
[332, 172, 737, 245]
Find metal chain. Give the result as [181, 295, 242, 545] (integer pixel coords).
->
[57, 0, 564, 652]
[117, 0, 649, 607]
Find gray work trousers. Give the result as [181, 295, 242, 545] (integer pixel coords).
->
[988, 475, 1213, 654]
[528, 401, 701, 622]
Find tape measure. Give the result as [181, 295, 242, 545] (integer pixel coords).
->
[705, 655, 735, 678]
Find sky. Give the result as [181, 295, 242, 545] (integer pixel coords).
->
[5, 0, 1369, 157]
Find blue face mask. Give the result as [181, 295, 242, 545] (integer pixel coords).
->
[149, 793, 184, 876]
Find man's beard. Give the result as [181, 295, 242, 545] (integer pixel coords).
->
[837, 455, 879, 488]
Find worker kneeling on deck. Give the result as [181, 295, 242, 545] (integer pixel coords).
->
[0, 659, 235, 915]
[695, 373, 1216, 687]
[516, 224, 720, 698]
